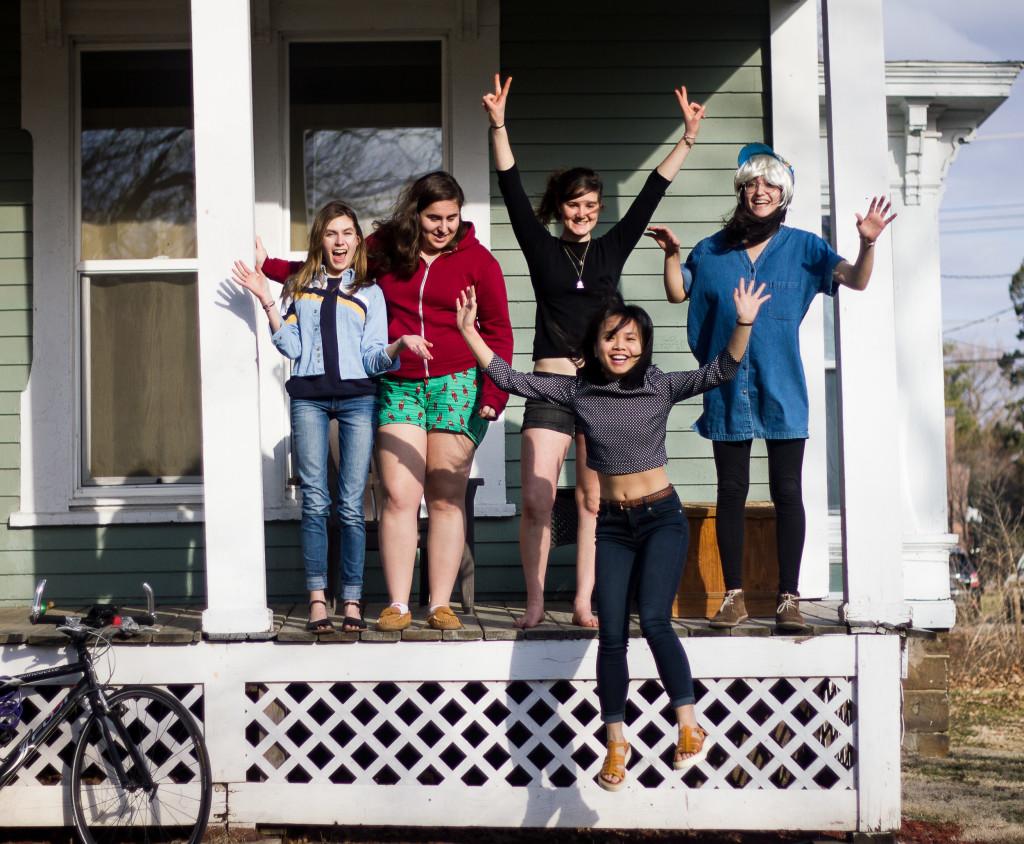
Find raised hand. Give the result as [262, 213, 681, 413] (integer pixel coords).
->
[481, 73, 512, 128]
[456, 287, 479, 335]
[645, 225, 680, 257]
[674, 85, 707, 139]
[733, 277, 770, 325]
[231, 259, 272, 306]
[254, 236, 268, 270]
[855, 197, 896, 245]
[400, 334, 434, 361]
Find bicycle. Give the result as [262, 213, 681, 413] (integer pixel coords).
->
[0, 580, 213, 844]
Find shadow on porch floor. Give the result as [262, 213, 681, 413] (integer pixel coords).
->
[0, 601, 849, 646]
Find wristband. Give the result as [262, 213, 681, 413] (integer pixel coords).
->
[683, 135, 696, 147]
[262, 299, 275, 312]
[860, 238, 876, 248]
[490, 123, 505, 131]
[736, 320, 754, 326]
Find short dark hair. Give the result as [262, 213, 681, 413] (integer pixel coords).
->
[537, 167, 603, 225]
[579, 294, 654, 390]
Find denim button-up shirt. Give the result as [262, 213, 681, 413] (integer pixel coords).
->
[683, 226, 842, 441]
[270, 267, 398, 380]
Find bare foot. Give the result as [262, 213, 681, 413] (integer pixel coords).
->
[514, 605, 546, 628]
[571, 606, 598, 628]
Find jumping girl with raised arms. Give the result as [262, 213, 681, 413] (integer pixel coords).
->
[454, 280, 769, 790]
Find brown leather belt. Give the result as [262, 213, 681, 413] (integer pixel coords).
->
[600, 485, 675, 510]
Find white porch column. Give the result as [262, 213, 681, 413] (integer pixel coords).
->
[822, 0, 910, 626]
[769, 0, 830, 598]
[192, 0, 273, 636]
[891, 100, 957, 629]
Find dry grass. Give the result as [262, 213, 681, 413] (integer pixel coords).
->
[902, 612, 1024, 844]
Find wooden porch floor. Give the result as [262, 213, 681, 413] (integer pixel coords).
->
[0, 601, 849, 646]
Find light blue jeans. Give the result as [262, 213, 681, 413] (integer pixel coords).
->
[290, 395, 376, 600]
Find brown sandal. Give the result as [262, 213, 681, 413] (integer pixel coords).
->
[673, 725, 709, 771]
[596, 740, 631, 792]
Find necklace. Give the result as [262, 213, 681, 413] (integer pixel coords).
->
[561, 240, 590, 289]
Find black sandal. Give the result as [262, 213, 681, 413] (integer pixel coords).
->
[305, 599, 335, 632]
[340, 600, 367, 631]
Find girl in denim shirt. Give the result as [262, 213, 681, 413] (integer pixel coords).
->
[649, 144, 895, 631]
[232, 201, 430, 633]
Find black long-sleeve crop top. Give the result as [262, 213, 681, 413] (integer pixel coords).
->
[496, 164, 671, 360]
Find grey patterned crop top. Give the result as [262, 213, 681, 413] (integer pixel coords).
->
[485, 352, 740, 475]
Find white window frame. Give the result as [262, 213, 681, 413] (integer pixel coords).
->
[74, 42, 203, 504]
[15, 0, 509, 526]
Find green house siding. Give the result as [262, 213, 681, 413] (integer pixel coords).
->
[0, 0, 770, 606]
[481, 0, 771, 597]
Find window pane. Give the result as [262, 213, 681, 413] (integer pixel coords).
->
[86, 273, 202, 483]
[289, 41, 442, 249]
[81, 51, 196, 260]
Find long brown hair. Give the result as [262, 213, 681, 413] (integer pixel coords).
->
[283, 201, 371, 302]
[371, 171, 467, 278]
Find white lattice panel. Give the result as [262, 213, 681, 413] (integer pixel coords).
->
[2, 685, 204, 787]
[242, 677, 854, 790]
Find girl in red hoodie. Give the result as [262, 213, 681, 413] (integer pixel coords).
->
[262, 172, 513, 631]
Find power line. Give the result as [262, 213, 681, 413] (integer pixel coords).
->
[944, 358, 1008, 364]
[943, 307, 1015, 335]
[941, 226, 1024, 235]
[942, 202, 1024, 212]
[939, 213, 1024, 224]
[942, 274, 1015, 280]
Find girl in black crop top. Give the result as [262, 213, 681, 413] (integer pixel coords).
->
[481, 74, 706, 631]
[456, 281, 769, 791]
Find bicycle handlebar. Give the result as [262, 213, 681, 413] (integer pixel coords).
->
[29, 579, 158, 631]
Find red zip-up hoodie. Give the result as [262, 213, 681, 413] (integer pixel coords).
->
[262, 222, 514, 415]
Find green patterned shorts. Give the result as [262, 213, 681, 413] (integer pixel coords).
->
[377, 368, 490, 445]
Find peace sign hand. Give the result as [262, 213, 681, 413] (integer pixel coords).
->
[674, 85, 707, 139]
[855, 196, 897, 245]
[482, 74, 512, 128]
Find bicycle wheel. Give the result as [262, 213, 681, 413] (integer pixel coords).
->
[71, 686, 212, 844]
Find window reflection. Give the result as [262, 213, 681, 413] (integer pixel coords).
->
[80, 51, 196, 260]
[303, 127, 442, 226]
[289, 41, 442, 249]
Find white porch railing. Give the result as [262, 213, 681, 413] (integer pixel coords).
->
[0, 634, 901, 833]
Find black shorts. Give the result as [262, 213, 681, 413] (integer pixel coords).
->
[522, 397, 576, 437]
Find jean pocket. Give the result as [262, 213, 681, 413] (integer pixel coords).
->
[765, 280, 804, 321]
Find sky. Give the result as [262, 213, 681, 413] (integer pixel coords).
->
[882, 0, 1024, 356]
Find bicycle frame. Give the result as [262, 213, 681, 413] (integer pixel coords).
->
[0, 660, 96, 787]
[0, 649, 159, 797]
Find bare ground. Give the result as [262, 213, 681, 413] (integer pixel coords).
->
[901, 628, 1024, 844]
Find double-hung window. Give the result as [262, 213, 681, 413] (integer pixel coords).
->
[78, 48, 201, 494]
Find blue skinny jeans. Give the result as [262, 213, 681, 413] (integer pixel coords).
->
[290, 395, 376, 600]
[595, 489, 694, 723]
